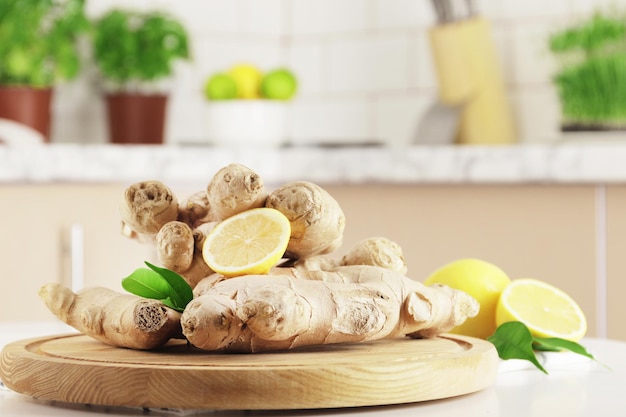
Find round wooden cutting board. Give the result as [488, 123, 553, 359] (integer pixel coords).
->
[1, 333, 498, 410]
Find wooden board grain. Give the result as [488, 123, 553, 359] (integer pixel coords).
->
[1, 333, 498, 410]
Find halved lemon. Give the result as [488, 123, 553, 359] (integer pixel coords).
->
[496, 278, 587, 341]
[202, 207, 290, 277]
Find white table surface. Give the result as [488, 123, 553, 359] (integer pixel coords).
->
[1, 322, 625, 417]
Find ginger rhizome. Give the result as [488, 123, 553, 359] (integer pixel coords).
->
[119, 180, 178, 242]
[39, 283, 181, 350]
[39, 163, 480, 352]
[183, 265, 478, 352]
[119, 163, 347, 289]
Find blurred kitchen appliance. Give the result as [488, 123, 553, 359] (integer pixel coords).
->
[424, 0, 516, 145]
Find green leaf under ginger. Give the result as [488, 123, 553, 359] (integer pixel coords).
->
[122, 262, 194, 312]
[487, 321, 548, 374]
[122, 268, 182, 311]
[144, 261, 194, 310]
[122, 268, 172, 300]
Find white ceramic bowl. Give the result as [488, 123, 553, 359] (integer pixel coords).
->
[206, 100, 288, 147]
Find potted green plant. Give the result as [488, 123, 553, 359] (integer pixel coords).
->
[0, 0, 89, 141]
[549, 13, 626, 131]
[92, 9, 190, 144]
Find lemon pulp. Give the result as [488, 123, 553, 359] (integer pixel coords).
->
[202, 208, 290, 277]
[496, 278, 587, 341]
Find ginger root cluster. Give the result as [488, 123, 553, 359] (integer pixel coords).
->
[39, 163, 479, 352]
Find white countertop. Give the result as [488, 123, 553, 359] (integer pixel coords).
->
[1, 322, 625, 417]
[3, 142, 626, 185]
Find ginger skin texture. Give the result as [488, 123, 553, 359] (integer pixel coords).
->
[296, 237, 407, 275]
[182, 265, 479, 352]
[177, 163, 267, 228]
[265, 181, 346, 259]
[206, 163, 267, 220]
[119, 181, 178, 241]
[157, 221, 195, 273]
[39, 283, 181, 350]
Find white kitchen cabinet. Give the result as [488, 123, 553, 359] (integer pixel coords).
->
[0, 184, 153, 322]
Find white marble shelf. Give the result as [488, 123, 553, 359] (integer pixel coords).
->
[2, 143, 626, 185]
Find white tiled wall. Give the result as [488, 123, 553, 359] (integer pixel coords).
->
[51, 0, 617, 146]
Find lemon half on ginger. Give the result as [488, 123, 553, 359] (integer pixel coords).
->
[496, 278, 587, 342]
[202, 208, 291, 277]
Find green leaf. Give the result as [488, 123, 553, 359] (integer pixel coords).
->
[121, 268, 172, 299]
[121, 263, 194, 312]
[144, 261, 194, 311]
[533, 337, 595, 359]
[487, 321, 548, 374]
[160, 296, 178, 312]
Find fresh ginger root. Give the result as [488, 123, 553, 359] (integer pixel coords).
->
[265, 181, 346, 258]
[119, 180, 179, 242]
[39, 283, 181, 350]
[121, 165, 349, 289]
[156, 221, 195, 273]
[177, 163, 267, 228]
[98, 163, 479, 353]
[295, 237, 407, 274]
[206, 163, 267, 220]
[182, 265, 479, 352]
[132, 163, 268, 288]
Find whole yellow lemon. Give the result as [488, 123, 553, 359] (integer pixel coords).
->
[229, 63, 262, 99]
[424, 258, 511, 339]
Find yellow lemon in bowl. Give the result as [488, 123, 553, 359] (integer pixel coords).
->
[424, 258, 511, 339]
[229, 63, 263, 99]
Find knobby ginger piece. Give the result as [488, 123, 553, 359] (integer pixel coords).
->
[296, 237, 407, 274]
[39, 283, 181, 350]
[157, 221, 195, 273]
[148, 164, 267, 288]
[177, 191, 211, 229]
[119, 180, 178, 240]
[206, 163, 268, 220]
[182, 265, 478, 352]
[265, 181, 345, 259]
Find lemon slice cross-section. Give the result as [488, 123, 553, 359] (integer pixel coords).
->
[496, 278, 587, 342]
[202, 207, 291, 277]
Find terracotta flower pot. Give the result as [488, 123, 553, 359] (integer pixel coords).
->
[106, 93, 167, 144]
[0, 86, 53, 142]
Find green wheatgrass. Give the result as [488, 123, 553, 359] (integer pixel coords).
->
[549, 13, 626, 128]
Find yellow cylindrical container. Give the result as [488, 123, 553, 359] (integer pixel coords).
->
[456, 17, 516, 144]
[428, 18, 516, 144]
[428, 23, 473, 106]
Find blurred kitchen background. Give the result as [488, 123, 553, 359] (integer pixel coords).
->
[49, 0, 613, 146]
[5, 0, 626, 344]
